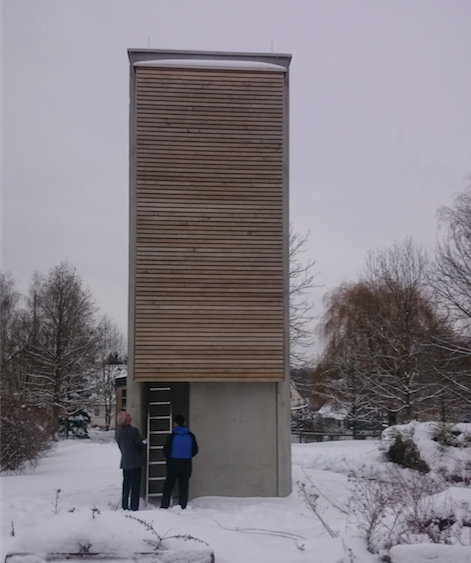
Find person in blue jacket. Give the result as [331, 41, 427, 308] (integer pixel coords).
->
[160, 414, 198, 509]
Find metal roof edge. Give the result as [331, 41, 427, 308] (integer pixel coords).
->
[127, 48, 292, 68]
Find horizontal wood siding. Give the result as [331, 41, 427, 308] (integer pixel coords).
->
[133, 66, 286, 380]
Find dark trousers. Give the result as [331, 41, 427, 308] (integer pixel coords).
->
[122, 467, 142, 511]
[160, 458, 192, 509]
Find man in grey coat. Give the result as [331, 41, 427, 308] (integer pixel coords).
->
[116, 411, 145, 511]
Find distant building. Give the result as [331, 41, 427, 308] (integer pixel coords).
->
[290, 384, 309, 410]
[316, 402, 348, 432]
[114, 370, 128, 425]
[90, 366, 127, 430]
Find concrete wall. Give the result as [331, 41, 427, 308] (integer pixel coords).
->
[126, 378, 147, 437]
[189, 380, 292, 498]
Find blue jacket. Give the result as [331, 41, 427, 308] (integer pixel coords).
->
[163, 425, 198, 459]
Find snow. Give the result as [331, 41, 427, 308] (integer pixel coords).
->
[133, 59, 286, 72]
[1, 427, 470, 563]
[390, 543, 471, 563]
[381, 421, 471, 481]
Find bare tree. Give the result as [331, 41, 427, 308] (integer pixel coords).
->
[23, 263, 98, 438]
[431, 183, 471, 331]
[424, 335, 471, 419]
[289, 228, 320, 368]
[316, 291, 381, 437]
[424, 183, 471, 416]
[0, 272, 22, 395]
[318, 240, 454, 424]
[93, 316, 126, 430]
[361, 239, 450, 422]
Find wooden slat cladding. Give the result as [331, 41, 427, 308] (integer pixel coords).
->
[132, 65, 287, 380]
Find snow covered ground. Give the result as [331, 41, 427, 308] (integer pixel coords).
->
[1, 427, 470, 563]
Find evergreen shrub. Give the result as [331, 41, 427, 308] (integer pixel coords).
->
[384, 430, 430, 473]
[60, 410, 91, 439]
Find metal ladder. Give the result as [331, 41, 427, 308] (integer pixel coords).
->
[146, 384, 172, 504]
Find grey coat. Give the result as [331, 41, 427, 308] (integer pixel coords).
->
[116, 424, 145, 469]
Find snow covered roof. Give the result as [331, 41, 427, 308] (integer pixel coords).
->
[317, 402, 348, 420]
[133, 59, 286, 72]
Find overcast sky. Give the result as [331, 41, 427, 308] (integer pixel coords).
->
[2, 0, 471, 351]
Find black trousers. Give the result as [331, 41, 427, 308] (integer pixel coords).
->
[122, 467, 142, 511]
[160, 458, 192, 509]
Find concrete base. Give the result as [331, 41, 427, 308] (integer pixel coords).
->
[126, 378, 292, 500]
[190, 380, 292, 498]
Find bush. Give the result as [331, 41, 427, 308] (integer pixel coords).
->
[348, 463, 470, 554]
[291, 409, 322, 431]
[432, 422, 471, 448]
[0, 396, 52, 472]
[350, 422, 471, 554]
[384, 431, 429, 473]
